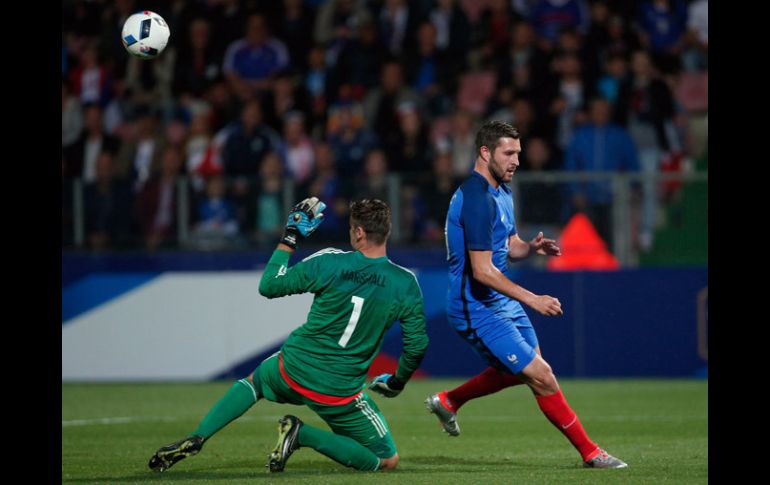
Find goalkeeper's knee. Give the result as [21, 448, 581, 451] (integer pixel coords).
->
[246, 371, 263, 401]
[379, 454, 399, 471]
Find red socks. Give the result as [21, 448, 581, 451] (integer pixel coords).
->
[445, 367, 524, 411]
[444, 368, 600, 462]
[535, 390, 599, 461]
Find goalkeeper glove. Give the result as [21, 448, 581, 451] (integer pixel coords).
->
[280, 196, 326, 249]
[368, 373, 405, 398]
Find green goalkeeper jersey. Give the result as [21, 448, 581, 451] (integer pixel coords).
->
[259, 248, 429, 398]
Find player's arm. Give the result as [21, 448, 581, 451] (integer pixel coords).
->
[259, 197, 326, 299]
[469, 250, 563, 316]
[370, 278, 429, 398]
[259, 248, 310, 298]
[507, 232, 561, 262]
[394, 281, 429, 384]
[462, 190, 561, 316]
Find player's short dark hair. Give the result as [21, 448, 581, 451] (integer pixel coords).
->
[475, 121, 520, 157]
[350, 199, 391, 245]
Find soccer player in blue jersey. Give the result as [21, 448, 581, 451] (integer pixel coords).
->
[425, 121, 627, 469]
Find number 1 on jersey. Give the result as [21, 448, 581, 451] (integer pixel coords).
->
[338, 295, 364, 347]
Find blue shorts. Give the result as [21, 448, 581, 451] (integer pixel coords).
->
[448, 305, 539, 374]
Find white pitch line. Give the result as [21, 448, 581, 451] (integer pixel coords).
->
[62, 417, 143, 427]
[61, 415, 275, 427]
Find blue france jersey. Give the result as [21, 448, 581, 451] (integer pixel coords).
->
[445, 171, 527, 322]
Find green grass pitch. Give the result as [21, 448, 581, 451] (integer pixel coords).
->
[63, 378, 707, 484]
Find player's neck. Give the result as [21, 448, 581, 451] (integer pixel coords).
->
[474, 162, 500, 189]
[356, 243, 387, 259]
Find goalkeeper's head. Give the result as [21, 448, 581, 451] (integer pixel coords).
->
[349, 199, 392, 247]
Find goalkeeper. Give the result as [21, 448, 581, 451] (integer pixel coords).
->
[148, 197, 428, 473]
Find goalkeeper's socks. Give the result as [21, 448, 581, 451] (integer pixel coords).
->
[535, 390, 598, 461]
[447, 367, 524, 411]
[192, 378, 259, 439]
[298, 424, 381, 471]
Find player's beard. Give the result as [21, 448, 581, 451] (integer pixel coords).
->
[488, 154, 514, 184]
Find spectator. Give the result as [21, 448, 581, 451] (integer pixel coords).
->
[64, 103, 121, 182]
[603, 14, 641, 61]
[332, 19, 386, 95]
[681, 0, 708, 72]
[564, 97, 639, 249]
[402, 21, 457, 117]
[528, 0, 589, 46]
[114, 106, 167, 192]
[419, 150, 459, 242]
[362, 61, 422, 153]
[185, 110, 220, 193]
[615, 49, 680, 250]
[544, 53, 594, 151]
[555, 27, 599, 91]
[123, 31, 175, 109]
[62, 80, 84, 150]
[301, 142, 349, 241]
[313, 0, 371, 49]
[496, 21, 552, 106]
[519, 137, 563, 227]
[222, 13, 290, 99]
[326, 101, 379, 177]
[262, 70, 312, 134]
[83, 151, 134, 250]
[476, 0, 523, 68]
[428, 0, 471, 61]
[304, 45, 332, 129]
[636, 0, 688, 74]
[443, 109, 478, 177]
[375, 0, 418, 57]
[222, 100, 280, 178]
[252, 151, 285, 246]
[191, 175, 240, 249]
[68, 41, 112, 107]
[385, 103, 432, 175]
[208, 0, 247, 59]
[172, 18, 221, 98]
[279, 111, 315, 185]
[274, 0, 316, 72]
[204, 80, 240, 133]
[596, 54, 629, 108]
[134, 146, 185, 250]
[349, 149, 390, 202]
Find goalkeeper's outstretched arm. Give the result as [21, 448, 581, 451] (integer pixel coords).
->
[259, 197, 326, 299]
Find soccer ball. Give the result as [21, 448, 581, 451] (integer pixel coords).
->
[121, 11, 170, 59]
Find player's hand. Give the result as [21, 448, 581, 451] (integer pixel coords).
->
[530, 295, 563, 317]
[280, 197, 326, 249]
[530, 231, 561, 257]
[368, 373, 404, 398]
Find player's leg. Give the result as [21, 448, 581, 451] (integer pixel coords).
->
[434, 315, 536, 413]
[426, 366, 524, 436]
[425, 312, 528, 436]
[277, 393, 397, 472]
[510, 333, 626, 468]
[148, 369, 262, 472]
[262, 365, 386, 472]
[483, 327, 592, 457]
[444, 367, 525, 410]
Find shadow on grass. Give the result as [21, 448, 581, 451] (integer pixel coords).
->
[63, 456, 579, 482]
[405, 455, 579, 470]
[63, 469, 357, 483]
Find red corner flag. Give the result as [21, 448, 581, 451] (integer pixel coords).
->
[547, 213, 620, 271]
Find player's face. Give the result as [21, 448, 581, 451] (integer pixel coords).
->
[488, 137, 521, 183]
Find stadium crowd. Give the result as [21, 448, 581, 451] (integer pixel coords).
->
[61, 0, 708, 252]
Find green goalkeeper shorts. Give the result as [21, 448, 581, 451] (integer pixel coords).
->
[254, 352, 397, 459]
